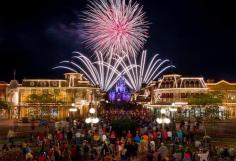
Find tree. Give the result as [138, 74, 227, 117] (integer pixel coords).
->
[0, 100, 12, 119]
[188, 92, 224, 138]
[27, 94, 55, 119]
[0, 100, 10, 109]
[188, 92, 223, 106]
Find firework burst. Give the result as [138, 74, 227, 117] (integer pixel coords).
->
[119, 50, 175, 91]
[53, 51, 136, 91]
[81, 0, 149, 57]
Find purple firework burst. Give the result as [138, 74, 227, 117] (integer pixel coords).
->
[81, 0, 149, 57]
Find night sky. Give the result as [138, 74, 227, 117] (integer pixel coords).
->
[0, 0, 235, 82]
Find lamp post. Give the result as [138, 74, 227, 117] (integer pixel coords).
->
[156, 117, 170, 130]
[160, 108, 166, 115]
[85, 107, 99, 128]
[156, 108, 170, 130]
[170, 103, 177, 130]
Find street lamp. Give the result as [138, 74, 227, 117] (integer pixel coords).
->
[85, 117, 99, 124]
[156, 117, 170, 129]
[89, 107, 96, 114]
[169, 103, 177, 118]
[156, 108, 170, 130]
[170, 103, 178, 112]
[161, 108, 166, 114]
[169, 103, 177, 130]
[85, 107, 99, 127]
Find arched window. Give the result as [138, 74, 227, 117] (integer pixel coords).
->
[169, 81, 174, 88]
[195, 81, 200, 88]
[165, 82, 170, 88]
[162, 93, 166, 98]
[166, 93, 170, 98]
[190, 81, 194, 88]
[161, 83, 165, 88]
[185, 81, 190, 88]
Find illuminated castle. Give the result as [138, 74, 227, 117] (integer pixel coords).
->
[108, 76, 131, 102]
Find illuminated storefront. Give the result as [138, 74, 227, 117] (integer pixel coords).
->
[207, 80, 236, 119]
[139, 74, 236, 119]
[0, 82, 10, 119]
[9, 73, 100, 120]
[2, 73, 236, 120]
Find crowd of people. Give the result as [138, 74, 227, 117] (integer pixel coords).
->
[0, 108, 235, 161]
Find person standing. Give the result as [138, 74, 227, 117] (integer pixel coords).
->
[7, 129, 15, 144]
[183, 146, 192, 161]
[198, 150, 209, 161]
[104, 153, 113, 161]
[63, 147, 71, 161]
[67, 130, 73, 144]
[158, 143, 168, 161]
[150, 140, 155, 152]
[167, 129, 172, 142]
[38, 152, 46, 161]
[70, 145, 77, 161]
[133, 134, 141, 144]
[127, 130, 132, 143]
[146, 150, 153, 161]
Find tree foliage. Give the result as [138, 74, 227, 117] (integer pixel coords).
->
[0, 100, 10, 109]
[28, 94, 54, 103]
[188, 92, 223, 105]
[27, 94, 59, 119]
[187, 92, 227, 137]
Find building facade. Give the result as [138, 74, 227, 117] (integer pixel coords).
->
[1, 73, 236, 120]
[137, 74, 236, 119]
[152, 74, 208, 104]
[0, 81, 7, 101]
[207, 80, 236, 119]
[0, 81, 9, 119]
[136, 74, 207, 104]
[7, 73, 100, 120]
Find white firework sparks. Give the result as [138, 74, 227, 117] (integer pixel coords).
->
[120, 50, 175, 91]
[81, 0, 149, 57]
[54, 51, 136, 91]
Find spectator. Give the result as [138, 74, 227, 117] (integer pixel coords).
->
[7, 129, 15, 144]
[158, 143, 168, 160]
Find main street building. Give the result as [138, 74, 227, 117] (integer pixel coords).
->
[0, 73, 236, 120]
[6, 73, 100, 120]
[137, 74, 236, 119]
